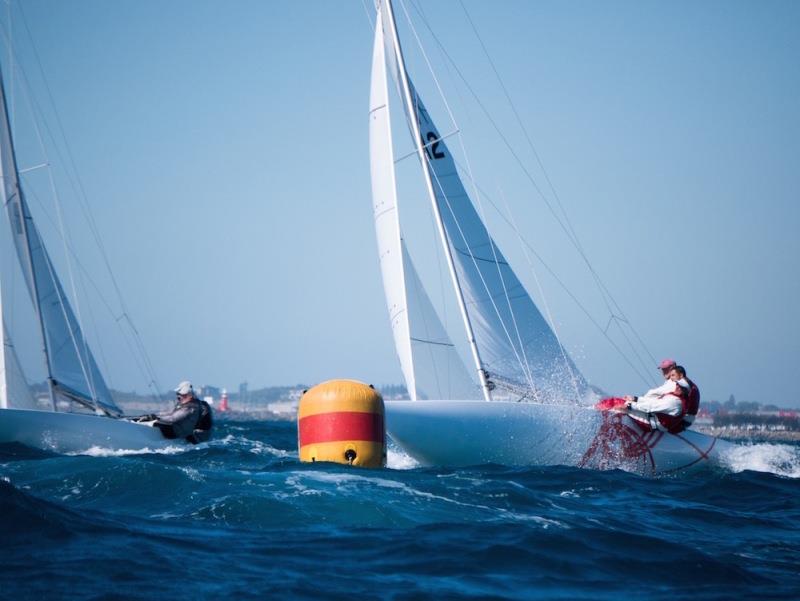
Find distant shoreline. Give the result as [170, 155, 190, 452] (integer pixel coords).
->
[694, 426, 800, 443]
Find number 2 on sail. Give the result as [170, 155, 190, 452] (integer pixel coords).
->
[422, 131, 445, 160]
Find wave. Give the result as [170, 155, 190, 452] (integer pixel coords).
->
[717, 441, 800, 478]
[3, 417, 799, 601]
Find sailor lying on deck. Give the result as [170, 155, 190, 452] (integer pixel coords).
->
[151, 381, 213, 444]
[623, 365, 698, 434]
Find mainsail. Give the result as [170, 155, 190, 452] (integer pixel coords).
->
[0, 67, 120, 416]
[373, 0, 589, 403]
[370, 17, 478, 401]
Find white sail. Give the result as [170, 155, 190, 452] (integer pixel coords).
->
[0, 319, 38, 410]
[0, 68, 120, 416]
[378, 0, 589, 404]
[403, 243, 479, 400]
[370, 15, 417, 399]
[370, 11, 478, 401]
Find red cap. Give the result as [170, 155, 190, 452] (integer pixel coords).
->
[658, 358, 676, 370]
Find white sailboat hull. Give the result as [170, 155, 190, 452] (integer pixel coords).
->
[0, 407, 176, 453]
[385, 400, 729, 475]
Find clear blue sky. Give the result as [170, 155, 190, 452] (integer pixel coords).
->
[3, 0, 798, 406]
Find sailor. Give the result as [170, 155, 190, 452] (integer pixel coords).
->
[154, 381, 213, 444]
[672, 364, 701, 430]
[658, 358, 677, 379]
[623, 365, 691, 433]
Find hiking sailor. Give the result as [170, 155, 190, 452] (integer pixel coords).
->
[657, 358, 677, 380]
[153, 381, 213, 444]
[623, 364, 696, 433]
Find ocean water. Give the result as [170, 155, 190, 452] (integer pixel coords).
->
[1, 420, 799, 601]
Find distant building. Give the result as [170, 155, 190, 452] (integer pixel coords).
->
[198, 385, 221, 402]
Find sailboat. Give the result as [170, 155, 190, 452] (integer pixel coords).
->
[0, 64, 174, 453]
[369, 0, 730, 474]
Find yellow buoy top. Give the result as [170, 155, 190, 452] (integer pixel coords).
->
[298, 379, 385, 419]
[297, 379, 386, 468]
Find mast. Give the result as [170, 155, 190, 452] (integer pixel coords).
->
[0, 65, 57, 410]
[380, 0, 492, 401]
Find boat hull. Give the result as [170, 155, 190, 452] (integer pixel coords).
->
[385, 400, 729, 475]
[0, 408, 176, 453]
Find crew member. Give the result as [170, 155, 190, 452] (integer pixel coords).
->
[672, 365, 701, 430]
[154, 381, 213, 444]
[658, 358, 677, 379]
[623, 366, 690, 433]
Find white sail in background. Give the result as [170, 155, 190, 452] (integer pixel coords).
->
[371, 12, 478, 401]
[0, 68, 120, 416]
[376, 0, 589, 403]
[0, 321, 38, 410]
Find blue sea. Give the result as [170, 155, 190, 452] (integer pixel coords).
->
[2, 419, 799, 600]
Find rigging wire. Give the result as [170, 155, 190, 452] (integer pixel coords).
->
[398, 0, 541, 397]
[406, 0, 658, 385]
[23, 183, 158, 399]
[16, 64, 103, 407]
[457, 1, 656, 380]
[406, 8, 539, 396]
[6, 3, 164, 401]
[450, 161, 653, 386]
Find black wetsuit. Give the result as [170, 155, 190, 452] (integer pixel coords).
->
[155, 397, 213, 443]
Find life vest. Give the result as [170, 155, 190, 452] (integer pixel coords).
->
[186, 400, 213, 444]
[654, 381, 692, 434]
[684, 378, 700, 421]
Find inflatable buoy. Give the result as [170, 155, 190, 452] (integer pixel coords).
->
[297, 379, 386, 468]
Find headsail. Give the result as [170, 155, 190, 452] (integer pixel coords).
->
[402, 243, 479, 400]
[370, 12, 478, 401]
[0, 67, 120, 416]
[376, 0, 589, 403]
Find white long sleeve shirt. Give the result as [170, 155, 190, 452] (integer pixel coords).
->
[632, 378, 688, 416]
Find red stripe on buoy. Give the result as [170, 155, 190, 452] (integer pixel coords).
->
[298, 411, 384, 445]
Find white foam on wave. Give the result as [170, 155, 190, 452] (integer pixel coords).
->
[68, 444, 186, 457]
[719, 442, 800, 478]
[211, 433, 293, 458]
[284, 469, 567, 527]
[179, 466, 205, 482]
[387, 446, 419, 470]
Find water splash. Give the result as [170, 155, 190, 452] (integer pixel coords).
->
[719, 442, 800, 478]
[387, 442, 419, 470]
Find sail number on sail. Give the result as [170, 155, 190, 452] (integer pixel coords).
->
[422, 132, 445, 160]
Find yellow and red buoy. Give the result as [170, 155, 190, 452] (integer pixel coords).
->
[297, 379, 386, 468]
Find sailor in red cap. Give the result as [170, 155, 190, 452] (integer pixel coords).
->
[658, 358, 677, 379]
